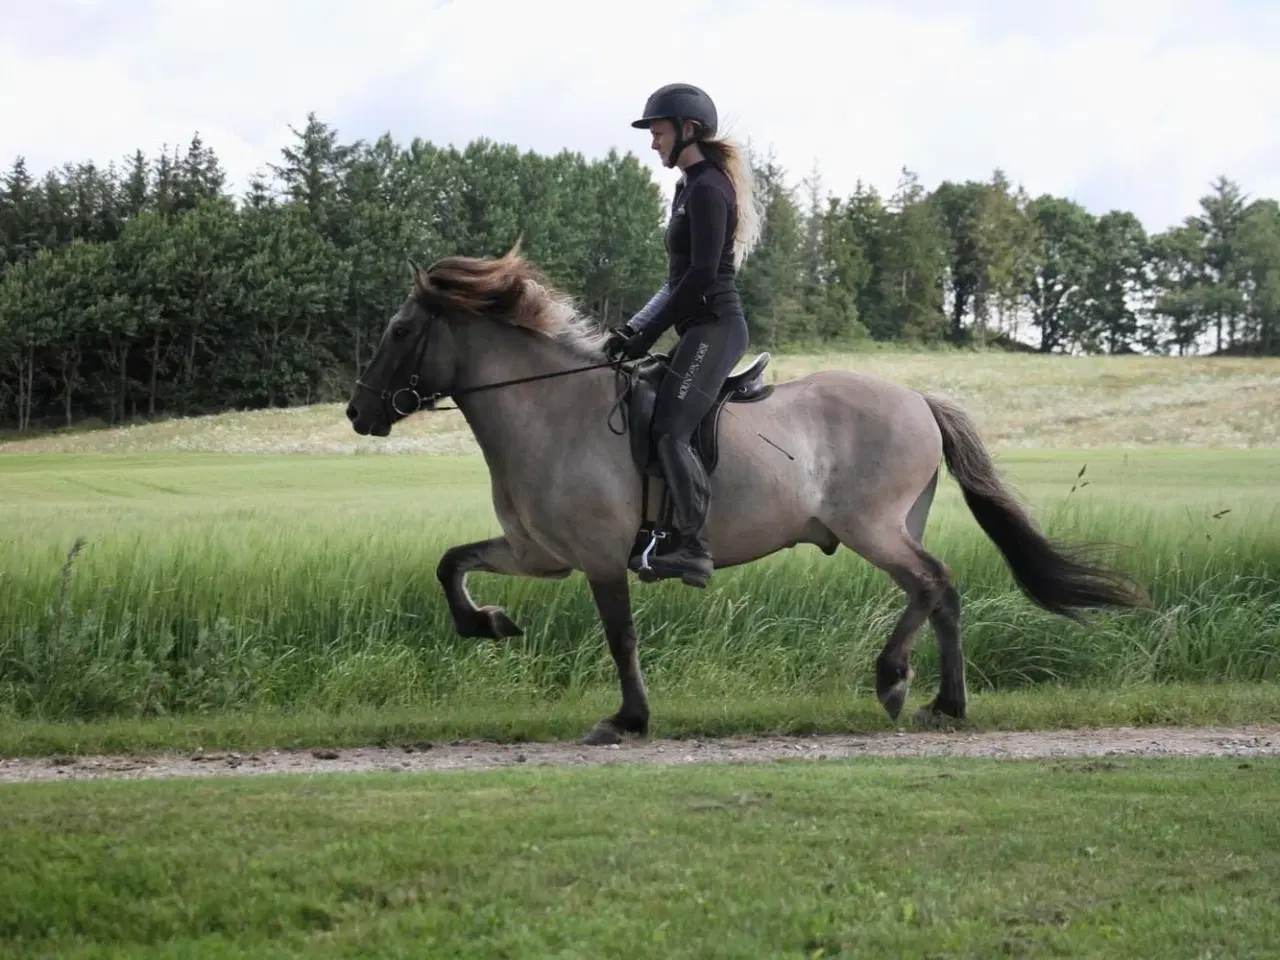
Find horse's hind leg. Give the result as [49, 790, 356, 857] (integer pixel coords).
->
[900, 467, 967, 722]
[833, 519, 963, 723]
[906, 468, 938, 545]
[917, 579, 966, 725]
[436, 536, 571, 640]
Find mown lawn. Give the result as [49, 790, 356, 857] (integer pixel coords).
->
[3, 756, 1278, 957]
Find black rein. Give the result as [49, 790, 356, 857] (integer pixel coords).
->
[353, 319, 631, 426]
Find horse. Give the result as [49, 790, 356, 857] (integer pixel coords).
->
[346, 246, 1150, 746]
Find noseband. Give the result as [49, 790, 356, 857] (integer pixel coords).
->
[354, 312, 442, 418]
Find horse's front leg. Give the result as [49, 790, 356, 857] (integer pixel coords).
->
[581, 575, 650, 746]
[436, 537, 570, 640]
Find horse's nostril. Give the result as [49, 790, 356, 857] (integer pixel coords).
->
[346, 403, 358, 422]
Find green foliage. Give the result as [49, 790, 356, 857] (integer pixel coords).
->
[2, 117, 1279, 433]
[0, 119, 669, 432]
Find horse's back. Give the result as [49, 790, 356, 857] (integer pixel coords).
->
[752, 367, 940, 444]
[713, 365, 944, 506]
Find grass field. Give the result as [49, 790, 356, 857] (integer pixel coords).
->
[1, 450, 1277, 729]
[4, 757, 1279, 956]
[2, 352, 1278, 749]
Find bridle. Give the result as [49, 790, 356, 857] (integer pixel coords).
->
[353, 311, 623, 422]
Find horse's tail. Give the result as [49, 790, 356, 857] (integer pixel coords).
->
[922, 393, 1150, 621]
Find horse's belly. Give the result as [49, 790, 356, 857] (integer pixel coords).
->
[706, 407, 829, 563]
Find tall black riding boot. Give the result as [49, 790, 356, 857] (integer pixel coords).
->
[643, 433, 715, 588]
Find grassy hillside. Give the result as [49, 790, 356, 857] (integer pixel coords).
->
[3, 351, 1277, 455]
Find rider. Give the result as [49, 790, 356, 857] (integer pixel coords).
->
[604, 82, 762, 588]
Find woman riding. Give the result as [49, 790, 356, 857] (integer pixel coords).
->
[604, 82, 763, 588]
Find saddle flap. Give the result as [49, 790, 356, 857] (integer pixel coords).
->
[626, 377, 660, 474]
[624, 350, 774, 479]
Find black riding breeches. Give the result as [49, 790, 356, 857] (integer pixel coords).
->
[648, 305, 749, 538]
[650, 308, 750, 445]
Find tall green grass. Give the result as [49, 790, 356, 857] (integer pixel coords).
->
[1, 450, 1277, 723]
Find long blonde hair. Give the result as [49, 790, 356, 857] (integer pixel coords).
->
[694, 130, 764, 269]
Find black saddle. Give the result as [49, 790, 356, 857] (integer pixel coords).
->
[624, 351, 774, 478]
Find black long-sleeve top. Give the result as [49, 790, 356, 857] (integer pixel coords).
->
[626, 159, 738, 339]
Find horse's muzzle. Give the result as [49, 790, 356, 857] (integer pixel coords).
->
[346, 400, 391, 437]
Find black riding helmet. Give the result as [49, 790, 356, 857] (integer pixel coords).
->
[631, 83, 718, 168]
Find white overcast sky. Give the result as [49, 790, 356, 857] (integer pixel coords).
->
[2, 0, 1278, 233]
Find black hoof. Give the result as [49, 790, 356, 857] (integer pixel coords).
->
[582, 719, 624, 746]
[912, 706, 959, 730]
[876, 660, 914, 721]
[914, 696, 966, 728]
[880, 681, 910, 721]
[581, 711, 648, 746]
[459, 605, 523, 640]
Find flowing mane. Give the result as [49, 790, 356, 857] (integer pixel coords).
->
[411, 244, 609, 359]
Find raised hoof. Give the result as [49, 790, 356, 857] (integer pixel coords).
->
[460, 605, 523, 640]
[876, 661, 915, 722]
[880, 680, 910, 721]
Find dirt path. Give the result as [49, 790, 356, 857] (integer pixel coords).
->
[3, 724, 1277, 783]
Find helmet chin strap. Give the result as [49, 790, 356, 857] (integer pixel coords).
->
[664, 117, 691, 168]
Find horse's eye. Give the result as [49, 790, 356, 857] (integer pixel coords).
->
[392, 324, 409, 339]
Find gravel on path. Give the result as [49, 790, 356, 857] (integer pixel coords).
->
[3, 724, 1277, 784]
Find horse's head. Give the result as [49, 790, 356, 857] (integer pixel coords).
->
[347, 246, 606, 437]
[346, 262, 463, 437]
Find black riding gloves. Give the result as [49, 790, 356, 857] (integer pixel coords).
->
[604, 324, 654, 362]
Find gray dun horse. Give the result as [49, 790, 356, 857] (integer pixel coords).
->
[347, 247, 1149, 746]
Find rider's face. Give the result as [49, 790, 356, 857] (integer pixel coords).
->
[649, 119, 681, 165]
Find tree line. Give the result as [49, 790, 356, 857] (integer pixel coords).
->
[1, 113, 1277, 432]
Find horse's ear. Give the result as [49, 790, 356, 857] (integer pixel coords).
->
[407, 258, 427, 293]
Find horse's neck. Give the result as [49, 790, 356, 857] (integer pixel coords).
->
[451, 321, 613, 469]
